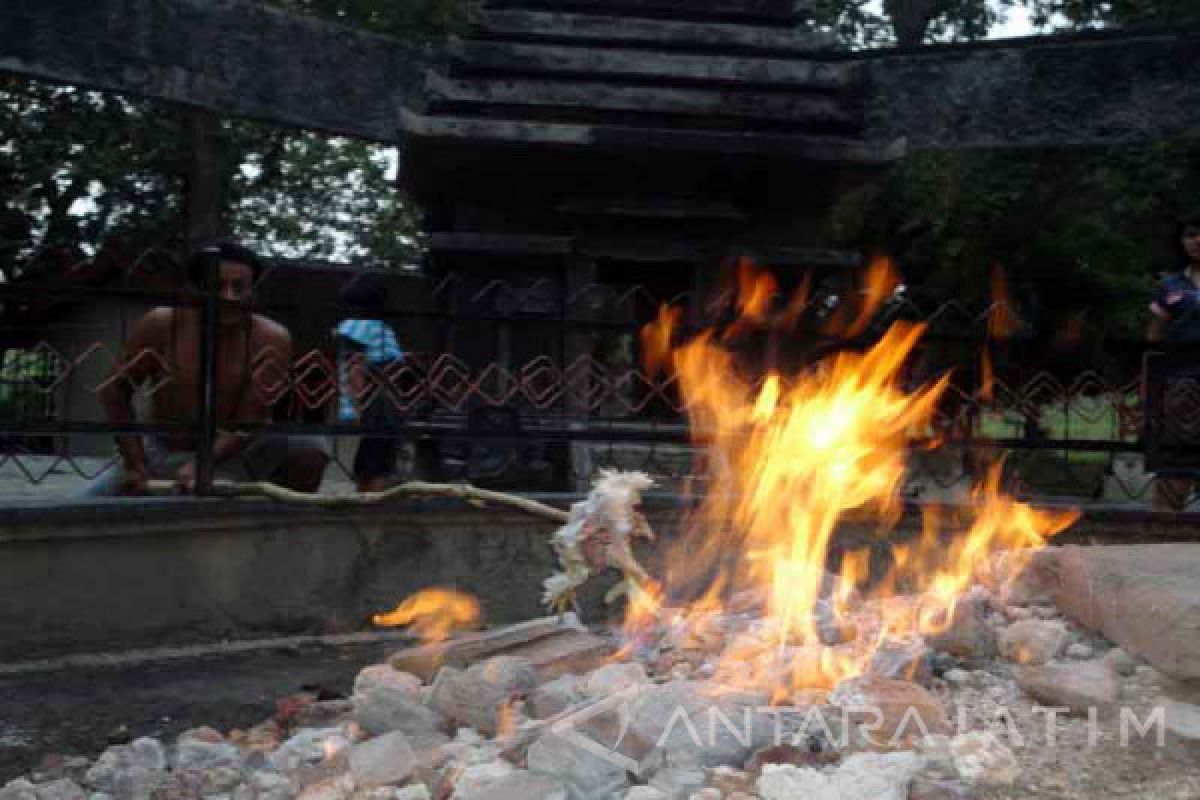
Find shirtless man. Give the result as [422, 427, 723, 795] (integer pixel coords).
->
[85, 242, 327, 495]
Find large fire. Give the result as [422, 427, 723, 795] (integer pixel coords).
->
[630, 260, 1078, 699]
[376, 260, 1078, 706]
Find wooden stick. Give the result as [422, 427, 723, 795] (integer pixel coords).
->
[144, 479, 570, 522]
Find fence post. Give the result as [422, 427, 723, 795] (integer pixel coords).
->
[194, 250, 220, 495]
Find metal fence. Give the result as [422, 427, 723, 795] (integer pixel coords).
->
[0, 244, 1190, 507]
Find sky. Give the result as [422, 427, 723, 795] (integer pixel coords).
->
[862, 0, 1040, 40]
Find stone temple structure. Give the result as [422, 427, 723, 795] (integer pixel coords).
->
[405, 0, 878, 372]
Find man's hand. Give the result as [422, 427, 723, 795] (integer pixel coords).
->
[175, 460, 196, 493]
[120, 465, 149, 495]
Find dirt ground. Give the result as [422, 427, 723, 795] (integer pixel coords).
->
[0, 639, 397, 782]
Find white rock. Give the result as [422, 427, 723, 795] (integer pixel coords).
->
[943, 669, 972, 687]
[271, 728, 351, 774]
[648, 767, 706, 800]
[527, 732, 628, 800]
[349, 732, 416, 788]
[1103, 648, 1139, 677]
[394, 787, 433, 800]
[529, 676, 584, 720]
[583, 663, 649, 699]
[83, 739, 168, 799]
[172, 738, 242, 772]
[355, 687, 445, 739]
[355, 666, 423, 699]
[233, 771, 293, 800]
[450, 760, 515, 799]
[949, 732, 1019, 786]
[688, 790, 721, 800]
[835, 752, 922, 800]
[756, 765, 831, 800]
[0, 779, 36, 800]
[625, 788, 668, 800]
[297, 774, 355, 800]
[1066, 643, 1094, 660]
[457, 770, 567, 800]
[26, 780, 85, 800]
[998, 620, 1068, 665]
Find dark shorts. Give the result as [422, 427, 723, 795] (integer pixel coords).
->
[353, 398, 405, 482]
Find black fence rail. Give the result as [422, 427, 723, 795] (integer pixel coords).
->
[0, 244, 1190, 506]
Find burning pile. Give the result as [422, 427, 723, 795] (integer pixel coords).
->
[8, 264, 1192, 800]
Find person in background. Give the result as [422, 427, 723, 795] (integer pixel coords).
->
[335, 275, 404, 492]
[1146, 214, 1200, 510]
[86, 242, 328, 495]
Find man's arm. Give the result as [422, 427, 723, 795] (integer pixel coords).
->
[97, 308, 170, 493]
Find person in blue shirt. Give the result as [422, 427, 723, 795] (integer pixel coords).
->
[335, 275, 404, 492]
[1147, 215, 1200, 509]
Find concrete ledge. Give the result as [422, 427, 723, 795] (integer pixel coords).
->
[3, 495, 1199, 661]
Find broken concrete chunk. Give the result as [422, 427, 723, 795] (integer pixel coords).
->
[998, 620, 1068, 665]
[583, 662, 649, 699]
[355, 665, 423, 699]
[349, 731, 416, 788]
[949, 731, 1019, 786]
[925, 591, 996, 661]
[1013, 660, 1120, 715]
[1054, 544, 1200, 680]
[527, 730, 630, 800]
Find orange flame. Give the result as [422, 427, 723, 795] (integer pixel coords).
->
[846, 255, 900, 337]
[373, 589, 481, 644]
[988, 264, 1019, 341]
[641, 305, 682, 378]
[632, 261, 1078, 698]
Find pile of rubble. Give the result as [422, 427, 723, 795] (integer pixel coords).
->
[3, 544, 1200, 800]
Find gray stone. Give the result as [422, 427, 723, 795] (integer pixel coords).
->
[171, 738, 243, 773]
[270, 728, 351, 789]
[998, 620, 1068, 665]
[755, 753, 920, 800]
[687, 789, 721, 800]
[925, 591, 996, 661]
[867, 640, 934, 685]
[583, 662, 649, 699]
[394, 787, 433, 800]
[1102, 648, 1139, 677]
[355, 687, 446, 739]
[431, 657, 537, 736]
[624, 788, 667, 800]
[29, 780, 85, 800]
[233, 771, 293, 800]
[349, 732, 416, 788]
[0, 779, 36, 800]
[355, 665, 423, 699]
[527, 730, 629, 800]
[457, 770, 567, 800]
[529, 675, 584, 719]
[1054, 544, 1200, 680]
[447, 760, 516, 798]
[1066, 642, 1093, 660]
[83, 739, 168, 799]
[830, 676, 952, 746]
[625, 682, 775, 768]
[909, 777, 978, 800]
[948, 732, 1018, 786]
[1163, 700, 1200, 761]
[1013, 660, 1120, 715]
[977, 549, 1060, 607]
[648, 767, 706, 800]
